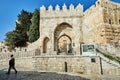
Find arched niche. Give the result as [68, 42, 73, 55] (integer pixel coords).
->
[43, 37, 50, 53]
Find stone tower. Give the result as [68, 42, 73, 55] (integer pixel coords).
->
[83, 0, 120, 44]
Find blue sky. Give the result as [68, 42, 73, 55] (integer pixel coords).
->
[0, 0, 120, 42]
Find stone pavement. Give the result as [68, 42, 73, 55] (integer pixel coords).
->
[0, 68, 90, 80]
[0, 68, 120, 80]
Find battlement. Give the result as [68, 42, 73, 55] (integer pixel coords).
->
[40, 4, 83, 18]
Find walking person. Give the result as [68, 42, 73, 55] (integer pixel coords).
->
[6, 54, 17, 74]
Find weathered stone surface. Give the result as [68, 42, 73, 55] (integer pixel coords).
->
[33, 56, 101, 74]
[0, 0, 120, 78]
[84, 0, 120, 44]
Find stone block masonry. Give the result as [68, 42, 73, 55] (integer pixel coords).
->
[0, 0, 120, 78]
[33, 56, 101, 75]
[0, 55, 120, 76]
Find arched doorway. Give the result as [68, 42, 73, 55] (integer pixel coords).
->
[54, 22, 73, 54]
[43, 37, 50, 53]
[57, 34, 72, 54]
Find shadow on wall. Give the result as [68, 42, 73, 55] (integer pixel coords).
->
[0, 68, 90, 80]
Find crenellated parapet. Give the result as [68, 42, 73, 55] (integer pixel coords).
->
[48, 5, 53, 12]
[55, 4, 60, 11]
[40, 5, 46, 13]
[62, 3, 67, 11]
[69, 4, 74, 11]
[40, 4, 83, 18]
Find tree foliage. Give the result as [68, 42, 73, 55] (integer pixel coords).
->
[16, 10, 32, 43]
[29, 9, 40, 42]
[5, 10, 32, 48]
[5, 31, 16, 49]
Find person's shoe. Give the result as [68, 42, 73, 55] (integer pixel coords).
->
[15, 71, 17, 74]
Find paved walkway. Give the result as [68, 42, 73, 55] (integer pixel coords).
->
[0, 68, 90, 80]
[0, 68, 120, 80]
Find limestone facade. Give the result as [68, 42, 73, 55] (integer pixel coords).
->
[84, 0, 120, 44]
[29, 0, 120, 55]
[38, 4, 83, 55]
[0, 0, 120, 76]
[33, 56, 101, 74]
[0, 55, 119, 75]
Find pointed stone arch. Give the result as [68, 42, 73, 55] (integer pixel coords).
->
[54, 22, 73, 53]
[57, 34, 72, 54]
[54, 22, 72, 34]
[43, 37, 50, 53]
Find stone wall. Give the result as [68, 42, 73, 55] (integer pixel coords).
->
[0, 57, 33, 69]
[33, 56, 101, 75]
[83, 0, 120, 44]
[0, 49, 37, 60]
[0, 54, 119, 75]
[0, 48, 39, 69]
[33, 55, 120, 75]
[83, 2, 104, 43]
[15, 57, 33, 69]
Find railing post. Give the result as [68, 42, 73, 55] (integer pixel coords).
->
[64, 62, 67, 72]
[100, 57, 103, 75]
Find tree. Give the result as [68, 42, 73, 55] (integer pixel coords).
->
[29, 9, 40, 42]
[4, 31, 16, 49]
[5, 10, 33, 48]
[17, 10, 32, 42]
[14, 10, 32, 47]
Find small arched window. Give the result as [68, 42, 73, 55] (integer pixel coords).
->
[109, 19, 111, 24]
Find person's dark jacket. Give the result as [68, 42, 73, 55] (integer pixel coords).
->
[9, 58, 15, 66]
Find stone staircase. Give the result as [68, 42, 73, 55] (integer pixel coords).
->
[96, 47, 120, 75]
[96, 48, 120, 68]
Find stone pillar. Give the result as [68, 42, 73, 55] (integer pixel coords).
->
[40, 38, 44, 55]
[75, 42, 81, 55]
[52, 37, 57, 55]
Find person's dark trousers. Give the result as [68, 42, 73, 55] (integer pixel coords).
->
[7, 66, 17, 74]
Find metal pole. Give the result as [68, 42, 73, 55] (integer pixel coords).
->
[64, 62, 67, 72]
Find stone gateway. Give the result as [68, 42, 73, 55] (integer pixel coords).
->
[28, 0, 120, 56]
[0, 0, 120, 77]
